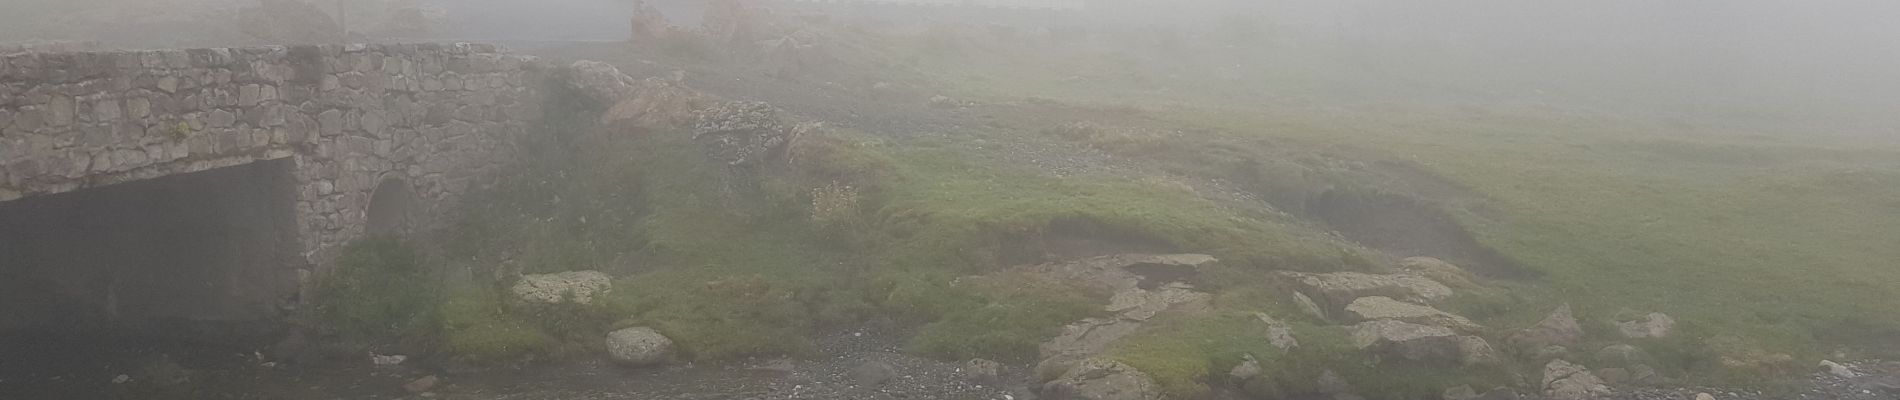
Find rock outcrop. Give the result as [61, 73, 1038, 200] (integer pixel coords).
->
[1042, 358, 1165, 400]
[692, 101, 807, 167]
[510, 270, 611, 305]
[1542, 359, 1611, 400]
[1350, 319, 1461, 363]
[1344, 296, 1483, 332]
[605, 327, 674, 367]
[1399, 256, 1480, 289]
[1510, 304, 1584, 351]
[1614, 312, 1675, 339]
[1281, 271, 1454, 311]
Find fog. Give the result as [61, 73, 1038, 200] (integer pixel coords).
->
[6, 0, 1895, 137]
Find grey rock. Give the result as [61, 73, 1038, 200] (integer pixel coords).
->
[1543, 359, 1611, 400]
[605, 327, 674, 367]
[1510, 304, 1584, 351]
[1820, 360, 1857, 378]
[692, 101, 805, 167]
[1041, 358, 1163, 400]
[1041, 317, 1142, 361]
[1400, 256, 1480, 289]
[1107, 283, 1211, 321]
[1281, 271, 1454, 310]
[1615, 312, 1676, 339]
[1344, 296, 1483, 331]
[1350, 319, 1460, 363]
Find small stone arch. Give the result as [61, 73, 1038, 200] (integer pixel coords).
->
[365, 176, 417, 236]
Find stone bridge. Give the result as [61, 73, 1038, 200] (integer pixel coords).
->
[0, 43, 554, 330]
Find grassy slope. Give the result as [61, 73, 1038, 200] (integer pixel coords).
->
[891, 31, 1900, 384]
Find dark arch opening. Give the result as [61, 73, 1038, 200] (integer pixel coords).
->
[365, 177, 416, 236]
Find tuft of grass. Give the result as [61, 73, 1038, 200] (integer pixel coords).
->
[315, 236, 436, 343]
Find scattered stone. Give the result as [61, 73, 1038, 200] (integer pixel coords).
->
[1543, 359, 1611, 400]
[1694, 393, 1715, 400]
[1229, 353, 1263, 381]
[1253, 312, 1299, 350]
[1350, 319, 1459, 363]
[1280, 271, 1454, 311]
[1615, 312, 1676, 338]
[606, 327, 675, 367]
[965, 358, 1002, 383]
[1041, 358, 1163, 400]
[1510, 304, 1584, 351]
[510, 270, 612, 305]
[851, 360, 898, 386]
[403, 375, 439, 393]
[111, 374, 130, 384]
[1344, 296, 1483, 331]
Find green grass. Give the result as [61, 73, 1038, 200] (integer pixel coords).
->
[1180, 109, 1900, 362]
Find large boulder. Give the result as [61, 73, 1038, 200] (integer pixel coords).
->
[1280, 271, 1454, 311]
[1350, 320, 1460, 363]
[1542, 359, 1611, 400]
[1614, 312, 1676, 339]
[1509, 304, 1584, 351]
[510, 270, 612, 305]
[1042, 358, 1165, 400]
[1343, 296, 1483, 332]
[605, 327, 675, 367]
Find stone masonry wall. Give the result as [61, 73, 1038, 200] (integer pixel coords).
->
[0, 43, 552, 273]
